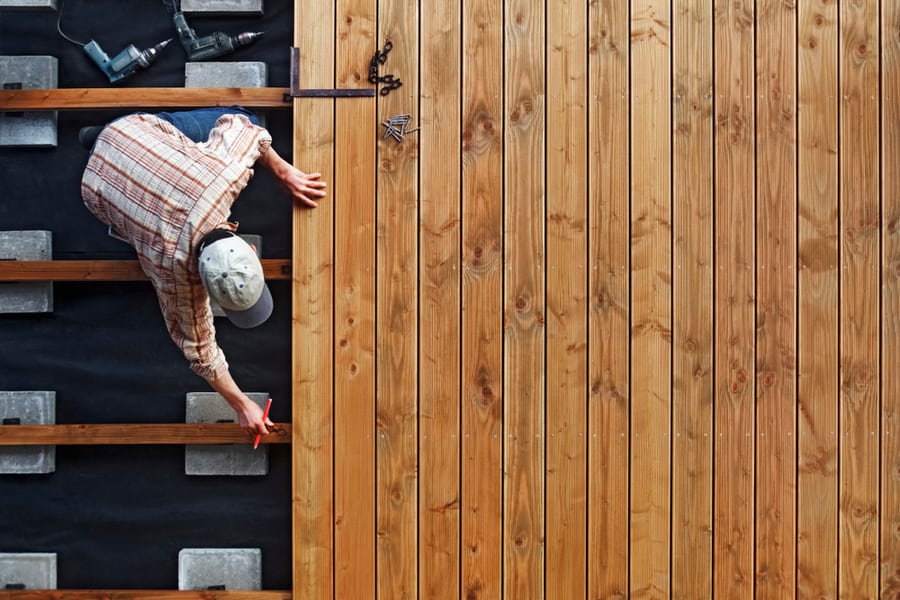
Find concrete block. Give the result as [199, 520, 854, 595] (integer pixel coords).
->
[0, 391, 55, 475]
[0, 553, 57, 590]
[0, 231, 53, 314]
[185, 63, 267, 129]
[0, 0, 57, 10]
[204, 234, 261, 318]
[185, 391, 268, 476]
[178, 548, 261, 590]
[0, 56, 57, 147]
[180, 0, 263, 15]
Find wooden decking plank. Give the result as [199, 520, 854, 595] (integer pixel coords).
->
[291, 0, 336, 597]
[838, 1, 880, 597]
[881, 1, 900, 595]
[587, 0, 630, 596]
[419, 0, 463, 596]
[0, 423, 291, 445]
[332, 0, 377, 596]
[503, 0, 546, 595]
[754, 0, 797, 595]
[713, 2, 756, 597]
[461, 0, 505, 596]
[0, 88, 290, 111]
[0, 260, 290, 281]
[796, 0, 839, 597]
[629, 1, 672, 596]
[671, 0, 714, 597]
[545, 0, 588, 596]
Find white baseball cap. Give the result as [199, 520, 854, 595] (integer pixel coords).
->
[198, 233, 273, 329]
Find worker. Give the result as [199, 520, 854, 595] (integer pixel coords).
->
[79, 106, 326, 438]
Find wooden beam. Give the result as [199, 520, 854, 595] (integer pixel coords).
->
[0, 260, 291, 281]
[0, 423, 291, 446]
[0, 592, 290, 600]
[0, 88, 291, 111]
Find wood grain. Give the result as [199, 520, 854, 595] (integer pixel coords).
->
[545, 0, 588, 595]
[292, 0, 336, 596]
[0, 88, 290, 110]
[671, 0, 714, 597]
[419, 0, 462, 596]
[0, 423, 291, 445]
[461, 0, 505, 597]
[713, 1, 756, 597]
[838, 0, 880, 597]
[375, 0, 420, 596]
[587, 0, 630, 596]
[0, 260, 290, 281]
[754, 1, 797, 596]
[796, 0, 839, 598]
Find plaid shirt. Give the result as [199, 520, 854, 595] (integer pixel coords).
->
[81, 113, 272, 381]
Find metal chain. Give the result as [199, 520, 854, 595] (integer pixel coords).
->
[368, 40, 402, 96]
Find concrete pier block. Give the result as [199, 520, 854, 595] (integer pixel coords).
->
[0, 1, 57, 10]
[180, 0, 263, 15]
[185, 63, 267, 129]
[0, 56, 58, 147]
[0, 391, 55, 475]
[0, 553, 56, 589]
[0, 231, 53, 314]
[178, 548, 261, 590]
[185, 391, 269, 476]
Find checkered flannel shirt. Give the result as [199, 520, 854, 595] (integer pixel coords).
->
[81, 113, 272, 381]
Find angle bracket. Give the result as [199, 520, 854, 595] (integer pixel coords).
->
[286, 47, 376, 99]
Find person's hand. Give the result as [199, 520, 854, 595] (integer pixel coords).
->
[234, 396, 274, 437]
[279, 166, 327, 208]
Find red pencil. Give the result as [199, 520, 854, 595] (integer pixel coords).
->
[254, 398, 273, 449]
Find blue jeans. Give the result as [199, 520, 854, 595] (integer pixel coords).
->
[154, 106, 260, 142]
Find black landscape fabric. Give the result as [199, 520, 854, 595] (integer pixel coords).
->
[0, 0, 298, 589]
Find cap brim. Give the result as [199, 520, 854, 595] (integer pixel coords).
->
[222, 283, 273, 329]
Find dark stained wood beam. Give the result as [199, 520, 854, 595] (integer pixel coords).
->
[0, 260, 291, 281]
[0, 88, 292, 111]
[0, 592, 291, 600]
[0, 423, 291, 446]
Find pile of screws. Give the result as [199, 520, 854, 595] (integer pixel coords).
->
[381, 114, 418, 142]
[368, 40, 402, 96]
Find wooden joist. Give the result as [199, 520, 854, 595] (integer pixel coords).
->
[0, 592, 291, 600]
[0, 87, 292, 111]
[0, 423, 291, 446]
[0, 259, 291, 281]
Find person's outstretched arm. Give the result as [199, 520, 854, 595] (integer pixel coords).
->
[207, 369, 274, 437]
[256, 146, 327, 208]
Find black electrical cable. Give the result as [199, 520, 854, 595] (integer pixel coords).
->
[56, 0, 87, 47]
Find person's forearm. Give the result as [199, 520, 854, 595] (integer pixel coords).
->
[206, 369, 246, 411]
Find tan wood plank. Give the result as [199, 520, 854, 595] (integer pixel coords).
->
[0, 260, 290, 281]
[545, 0, 588, 595]
[292, 0, 336, 597]
[0, 88, 290, 111]
[587, 0, 630, 596]
[419, 0, 462, 597]
[882, 2, 900, 595]
[375, 0, 420, 597]
[503, 0, 545, 595]
[461, 0, 505, 596]
[629, 2, 672, 597]
[332, 0, 377, 597]
[838, 1, 880, 597]
[754, 1, 797, 596]
[0, 592, 289, 600]
[0, 423, 291, 445]
[796, 0, 840, 598]
[671, 1, 714, 597]
[713, 1, 756, 597]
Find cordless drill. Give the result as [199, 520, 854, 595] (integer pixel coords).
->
[172, 11, 264, 61]
[83, 38, 171, 84]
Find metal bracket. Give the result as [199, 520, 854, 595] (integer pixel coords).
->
[286, 47, 375, 100]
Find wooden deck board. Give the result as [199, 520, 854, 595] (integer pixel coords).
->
[0, 423, 291, 445]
